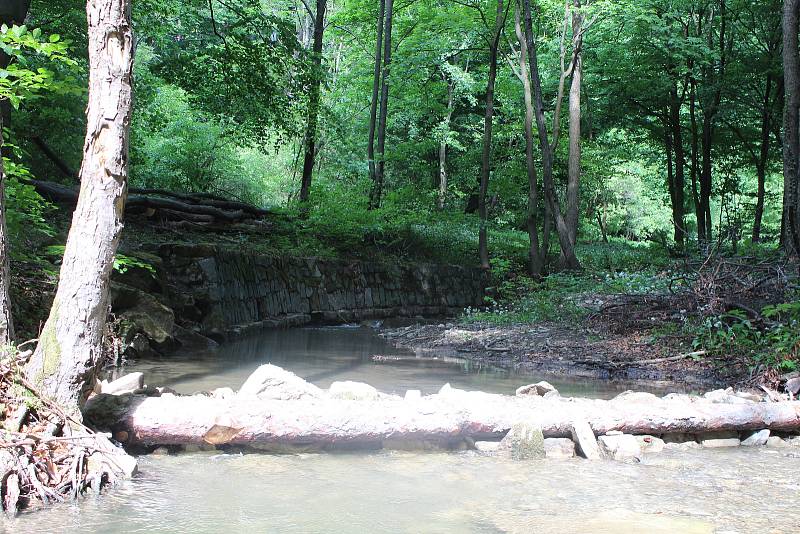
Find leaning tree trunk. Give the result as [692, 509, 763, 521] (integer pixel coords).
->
[524, 0, 580, 270]
[370, 0, 394, 210]
[478, 0, 505, 271]
[565, 0, 583, 248]
[0, 117, 12, 346]
[669, 86, 686, 249]
[26, 0, 134, 414]
[783, 0, 800, 255]
[298, 0, 327, 203]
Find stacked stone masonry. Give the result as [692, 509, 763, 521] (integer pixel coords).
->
[151, 244, 487, 339]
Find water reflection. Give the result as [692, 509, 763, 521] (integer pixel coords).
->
[120, 326, 684, 398]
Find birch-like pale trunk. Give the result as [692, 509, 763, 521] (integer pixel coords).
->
[26, 0, 134, 413]
[0, 117, 12, 346]
[437, 82, 454, 210]
[565, 0, 582, 248]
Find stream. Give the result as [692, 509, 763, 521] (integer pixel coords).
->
[11, 327, 800, 533]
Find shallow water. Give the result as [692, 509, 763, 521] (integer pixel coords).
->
[10, 327, 800, 533]
[117, 326, 684, 398]
[12, 448, 800, 533]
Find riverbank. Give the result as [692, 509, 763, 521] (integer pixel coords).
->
[379, 322, 726, 387]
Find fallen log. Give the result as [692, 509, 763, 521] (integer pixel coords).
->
[27, 179, 262, 223]
[83, 366, 800, 450]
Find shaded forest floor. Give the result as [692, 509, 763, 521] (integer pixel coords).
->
[382, 253, 800, 389]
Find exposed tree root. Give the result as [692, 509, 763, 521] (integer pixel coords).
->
[0, 348, 136, 516]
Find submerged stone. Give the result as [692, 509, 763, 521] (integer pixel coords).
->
[499, 423, 545, 460]
[636, 435, 665, 454]
[598, 434, 642, 461]
[329, 381, 380, 401]
[741, 430, 770, 447]
[544, 438, 575, 459]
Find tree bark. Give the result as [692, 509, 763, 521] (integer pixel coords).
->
[437, 80, 454, 210]
[0, 2, 33, 345]
[0, 117, 12, 346]
[524, 0, 580, 270]
[753, 73, 774, 242]
[513, 0, 542, 276]
[565, 0, 583, 247]
[783, 0, 800, 255]
[669, 85, 686, 248]
[367, 0, 385, 192]
[690, 78, 703, 241]
[478, 0, 506, 271]
[26, 0, 134, 414]
[370, 0, 394, 210]
[84, 388, 800, 449]
[298, 0, 327, 203]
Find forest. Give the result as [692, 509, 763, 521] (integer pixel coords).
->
[0, 0, 800, 527]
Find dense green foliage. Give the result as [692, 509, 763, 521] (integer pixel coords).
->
[3, 0, 798, 372]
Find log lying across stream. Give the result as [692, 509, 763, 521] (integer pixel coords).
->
[83, 365, 800, 451]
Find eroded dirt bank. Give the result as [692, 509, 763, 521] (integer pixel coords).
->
[378, 322, 730, 388]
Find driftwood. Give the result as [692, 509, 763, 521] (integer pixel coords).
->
[27, 179, 269, 223]
[83, 368, 800, 450]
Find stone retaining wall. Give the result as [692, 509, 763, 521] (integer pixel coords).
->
[114, 244, 487, 349]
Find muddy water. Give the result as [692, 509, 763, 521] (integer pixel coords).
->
[115, 326, 684, 398]
[10, 327, 800, 533]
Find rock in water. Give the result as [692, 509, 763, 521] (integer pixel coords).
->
[636, 435, 665, 454]
[570, 420, 601, 460]
[499, 423, 545, 460]
[238, 365, 323, 400]
[329, 381, 380, 401]
[786, 377, 800, 396]
[101, 372, 144, 395]
[515, 381, 558, 397]
[741, 429, 770, 447]
[598, 434, 642, 461]
[544, 438, 575, 459]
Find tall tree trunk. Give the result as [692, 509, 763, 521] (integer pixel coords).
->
[26, 0, 134, 413]
[565, 0, 583, 247]
[0, 2, 31, 346]
[370, 0, 394, 209]
[437, 81, 454, 210]
[523, 0, 580, 270]
[700, 116, 714, 242]
[367, 0, 385, 191]
[0, 0, 31, 126]
[478, 0, 506, 270]
[0, 118, 12, 346]
[669, 85, 686, 248]
[783, 0, 800, 255]
[298, 0, 327, 203]
[513, 0, 542, 276]
[690, 78, 703, 241]
[753, 73, 774, 242]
